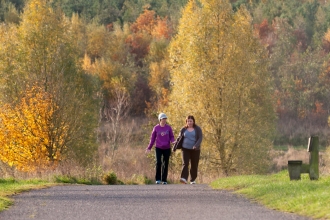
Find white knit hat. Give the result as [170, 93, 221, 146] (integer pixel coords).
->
[158, 113, 167, 121]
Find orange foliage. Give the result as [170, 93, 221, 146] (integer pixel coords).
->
[294, 78, 304, 91]
[160, 88, 170, 107]
[276, 98, 283, 114]
[254, 19, 275, 53]
[255, 19, 271, 39]
[322, 29, 330, 53]
[152, 17, 172, 40]
[314, 100, 325, 114]
[126, 9, 172, 62]
[0, 86, 66, 172]
[125, 32, 151, 60]
[130, 9, 156, 34]
[106, 23, 113, 31]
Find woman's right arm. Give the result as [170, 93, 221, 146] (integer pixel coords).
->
[146, 127, 157, 152]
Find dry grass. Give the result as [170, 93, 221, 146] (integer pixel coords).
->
[270, 145, 330, 176]
[322, 147, 330, 175]
[1, 144, 329, 184]
[271, 146, 309, 171]
[1, 114, 329, 184]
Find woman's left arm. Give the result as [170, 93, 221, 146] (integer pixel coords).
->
[194, 126, 203, 150]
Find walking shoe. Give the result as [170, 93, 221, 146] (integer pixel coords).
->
[156, 180, 161, 184]
[180, 178, 187, 184]
[190, 181, 196, 184]
[162, 182, 167, 185]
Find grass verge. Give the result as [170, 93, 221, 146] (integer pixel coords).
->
[0, 178, 56, 212]
[210, 170, 330, 219]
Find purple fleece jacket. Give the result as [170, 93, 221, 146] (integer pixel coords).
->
[147, 124, 175, 150]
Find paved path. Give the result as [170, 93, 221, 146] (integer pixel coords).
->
[0, 184, 311, 220]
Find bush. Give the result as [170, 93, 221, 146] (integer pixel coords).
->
[103, 171, 120, 185]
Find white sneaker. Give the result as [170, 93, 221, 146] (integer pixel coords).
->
[190, 181, 196, 184]
[156, 180, 161, 184]
[180, 178, 187, 184]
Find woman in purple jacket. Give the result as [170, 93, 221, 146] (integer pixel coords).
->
[145, 113, 175, 184]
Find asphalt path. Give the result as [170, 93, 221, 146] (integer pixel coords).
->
[0, 184, 312, 220]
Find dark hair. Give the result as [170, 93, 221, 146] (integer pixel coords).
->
[185, 115, 196, 128]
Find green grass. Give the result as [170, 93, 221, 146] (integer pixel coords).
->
[54, 175, 103, 185]
[210, 171, 330, 219]
[0, 178, 55, 212]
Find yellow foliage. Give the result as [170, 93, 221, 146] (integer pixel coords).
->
[149, 61, 169, 96]
[0, 86, 67, 172]
[167, 0, 275, 175]
[0, 0, 98, 170]
[87, 23, 110, 59]
[324, 28, 330, 43]
[82, 53, 93, 73]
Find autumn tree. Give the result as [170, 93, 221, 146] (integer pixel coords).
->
[125, 8, 173, 115]
[167, 0, 276, 175]
[145, 14, 173, 114]
[0, 0, 24, 23]
[0, 86, 66, 172]
[83, 51, 135, 167]
[0, 0, 99, 169]
[86, 21, 111, 60]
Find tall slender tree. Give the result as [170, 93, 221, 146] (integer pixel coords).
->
[168, 0, 276, 175]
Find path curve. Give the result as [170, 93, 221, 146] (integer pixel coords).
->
[0, 184, 311, 220]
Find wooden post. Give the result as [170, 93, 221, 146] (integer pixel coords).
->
[308, 136, 319, 180]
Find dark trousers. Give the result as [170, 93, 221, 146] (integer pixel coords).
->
[181, 148, 200, 182]
[155, 147, 171, 182]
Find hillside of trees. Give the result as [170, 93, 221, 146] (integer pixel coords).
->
[0, 0, 330, 178]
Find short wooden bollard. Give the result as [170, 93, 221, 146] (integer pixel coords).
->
[288, 136, 319, 181]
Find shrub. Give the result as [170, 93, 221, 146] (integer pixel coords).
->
[103, 171, 119, 185]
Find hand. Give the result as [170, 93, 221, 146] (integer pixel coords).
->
[192, 146, 197, 150]
[172, 141, 177, 144]
[145, 149, 151, 154]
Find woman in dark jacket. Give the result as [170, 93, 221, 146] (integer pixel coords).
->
[173, 115, 203, 184]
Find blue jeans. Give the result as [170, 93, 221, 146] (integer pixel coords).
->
[155, 148, 171, 182]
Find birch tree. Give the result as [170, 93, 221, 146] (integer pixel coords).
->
[167, 0, 276, 175]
